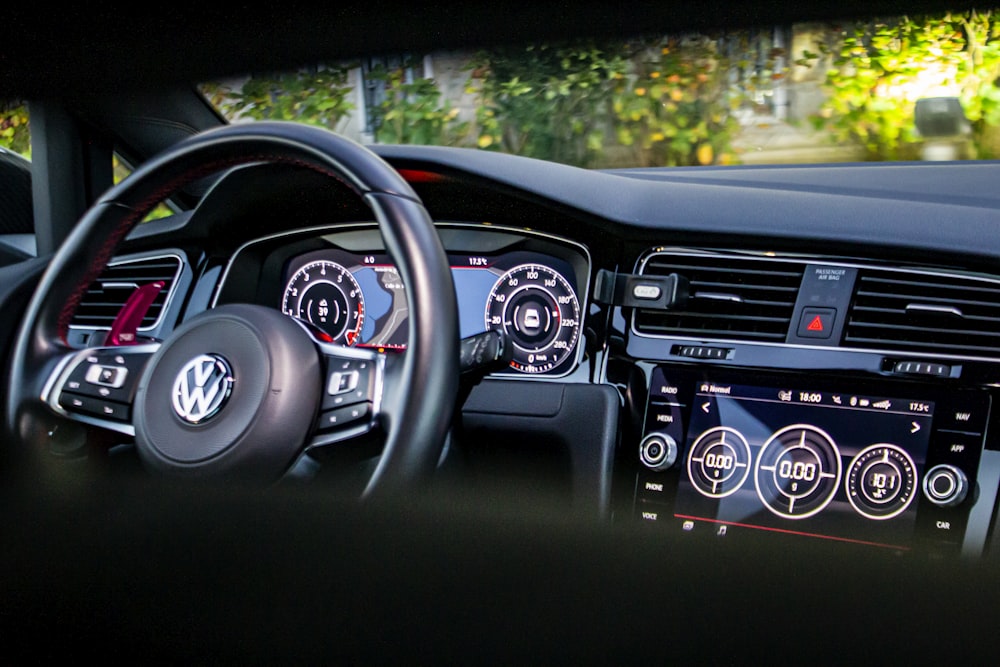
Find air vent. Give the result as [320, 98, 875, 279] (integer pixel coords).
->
[71, 254, 182, 329]
[845, 268, 1000, 357]
[635, 253, 805, 342]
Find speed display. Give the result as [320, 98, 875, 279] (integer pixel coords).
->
[484, 264, 580, 374]
[280, 247, 584, 375]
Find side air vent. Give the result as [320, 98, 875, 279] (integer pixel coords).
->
[71, 254, 182, 329]
[845, 268, 1000, 357]
[634, 253, 805, 342]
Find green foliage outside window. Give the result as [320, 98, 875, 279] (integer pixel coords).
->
[612, 36, 741, 166]
[0, 102, 30, 158]
[201, 65, 355, 131]
[469, 44, 629, 167]
[808, 9, 1000, 160]
[366, 62, 468, 145]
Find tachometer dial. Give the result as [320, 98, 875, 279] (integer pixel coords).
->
[484, 264, 580, 374]
[845, 444, 917, 520]
[281, 260, 364, 345]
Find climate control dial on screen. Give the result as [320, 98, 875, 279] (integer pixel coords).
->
[845, 443, 918, 520]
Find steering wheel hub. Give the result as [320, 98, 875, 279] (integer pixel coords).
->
[134, 305, 321, 478]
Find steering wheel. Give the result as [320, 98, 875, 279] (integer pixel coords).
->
[4, 122, 459, 495]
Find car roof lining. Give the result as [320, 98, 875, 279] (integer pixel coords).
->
[0, 1, 989, 100]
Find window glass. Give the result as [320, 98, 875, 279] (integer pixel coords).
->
[197, 8, 999, 167]
[0, 101, 30, 158]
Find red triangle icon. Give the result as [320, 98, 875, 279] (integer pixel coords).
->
[806, 315, 825, 332]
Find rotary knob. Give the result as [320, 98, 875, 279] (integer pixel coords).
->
[640, 434, 678, 471]
[922, 464, 968, 507]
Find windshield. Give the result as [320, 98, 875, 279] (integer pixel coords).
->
[2, 10, 991, 170]
[198, 9, 1000, 168]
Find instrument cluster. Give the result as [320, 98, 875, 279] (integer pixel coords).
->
[276, 227, 590, 377]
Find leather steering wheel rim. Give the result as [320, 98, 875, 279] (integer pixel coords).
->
[4, 121, 459, 494]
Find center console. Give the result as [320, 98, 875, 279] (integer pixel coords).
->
[632, 365, 991, 556]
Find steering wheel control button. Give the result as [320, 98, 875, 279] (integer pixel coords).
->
[328, 370, 360, 395]
[57, 349, 153, 405]
[58, 393, 131, 422]
[171, 354, 234, 425]
[640, 434, 677, 471]
[322, 358, 374, 409]
[317, 401, 372, 431]
[85, 364, 128, 388]
[796, 308, 837, 339]
[923, 464, 968, 507]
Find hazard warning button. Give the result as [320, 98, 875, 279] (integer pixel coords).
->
[797, 307, 837, 339]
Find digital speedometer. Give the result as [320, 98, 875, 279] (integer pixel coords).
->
[281, 260, 365, 345]
[484, 264, 581, 374]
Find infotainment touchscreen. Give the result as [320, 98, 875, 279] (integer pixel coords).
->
[671, 380, 935, 549]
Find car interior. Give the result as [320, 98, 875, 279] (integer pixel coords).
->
[3, 1, 1000, 663]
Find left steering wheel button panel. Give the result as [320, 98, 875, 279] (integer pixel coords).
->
[62, 350, 151, 403]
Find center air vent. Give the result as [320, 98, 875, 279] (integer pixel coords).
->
[634, 253, 805, 342]
[844, 268, 1000, 357]
[71, 254, 182, 330]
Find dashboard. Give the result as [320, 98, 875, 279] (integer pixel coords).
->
[66, 152, 1000, 563]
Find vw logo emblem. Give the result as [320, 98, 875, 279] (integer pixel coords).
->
[172, 354, 234, 424]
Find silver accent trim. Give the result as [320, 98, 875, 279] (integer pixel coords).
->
[631, 247, 1000, 364]
[212, 221, 592, 381]
[694, 292, 744, 303]
[68, 251, 185, 334]
[905, 303, 964, 317]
